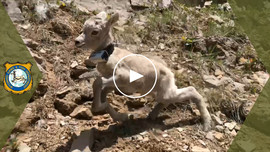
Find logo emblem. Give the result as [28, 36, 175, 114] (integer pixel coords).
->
[3, 62, 33, 94]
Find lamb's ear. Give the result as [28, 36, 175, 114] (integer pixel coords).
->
[96, 11, 107, 21]
[106, 13, 119, 27]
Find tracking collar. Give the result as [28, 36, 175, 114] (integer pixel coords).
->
[89, 43, 115, 63]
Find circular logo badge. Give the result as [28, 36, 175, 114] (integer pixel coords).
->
[5, 65, 31, 92]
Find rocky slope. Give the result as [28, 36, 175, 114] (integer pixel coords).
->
[1, 0, 269, 152]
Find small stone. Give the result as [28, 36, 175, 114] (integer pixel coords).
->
[239, 57, 248, 65]
[40, 48, 46, 53]
[56, 86, 73, 98]
[77, 80, 93, 101]
[37, 119, 46, 129]
[130, 0, 152, 8]
[159, 43, 165, 50]
[71, 61, 78, 68]
[211, 114, 223, 125]
[18, 143, 31, 152]
[209, 15, 224, 24]
[224, 128, 231, 135]
[65, 92, 82, 104]
[230, 129, 237, 137]
[215, 125, 224, 132]
[54, 99, 77, 115]
[136, 135, 143, 141]
[183, 145, 189, 151]
[232, 82, 245, 93]
[204, 1, 212, 7]
[206, 131, 214, 140]
[76, 5, 90, 14]
[213, 132, 224, 141]
[70, 106, 92, 120]
[162, 133, 169, 138]
[214, 69, 224, 76]
[160, 0, 172, 9]
[191, 146, 210, 152]
[51, 19, 73, 36]
[60, 120, 66, 126]
[140, 131, 148, 136]
[142, 136, 149, 142]
[19, 23, 31, 30]
[224, 122, 236, 130]
[176, 127, 184, 132]
[198, 139, 206, 146]
[235, 124, 241, 131]
[70, 65, 89, 79]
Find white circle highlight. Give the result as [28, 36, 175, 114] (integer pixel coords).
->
[113, 54, 157, 98]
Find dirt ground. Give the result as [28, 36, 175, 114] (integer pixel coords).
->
[1, 0, 269, 152]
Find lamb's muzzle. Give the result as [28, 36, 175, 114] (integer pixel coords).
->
[75, 11, 212, 131]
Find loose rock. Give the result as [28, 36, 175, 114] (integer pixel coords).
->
[191, 146, 210, 152]
[70, 105, 92, 120]
[224, 121, 237, 130]
[54, 99, 77, 115]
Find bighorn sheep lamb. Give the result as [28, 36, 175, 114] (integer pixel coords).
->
[75, 12, 212, 131]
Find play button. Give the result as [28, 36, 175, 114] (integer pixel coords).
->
[113, 54, 157, 98]
[130, 70, 144, 83]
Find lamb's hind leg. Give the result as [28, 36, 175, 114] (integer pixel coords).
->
[92, 76, 129, 122]
[169, 86, 212, 131]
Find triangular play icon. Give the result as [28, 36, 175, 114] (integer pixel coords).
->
[129, 70, 144, 83]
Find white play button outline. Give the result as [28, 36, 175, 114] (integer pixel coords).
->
[113, 54, 157, 99]
[129, 70, 144, 83]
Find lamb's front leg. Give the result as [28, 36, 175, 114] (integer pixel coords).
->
[92, 76, 129, 122]
[92, 77, 108, 113]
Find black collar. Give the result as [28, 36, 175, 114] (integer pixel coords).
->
[89, 43, 115, 63]
[102, 43, 115, 60]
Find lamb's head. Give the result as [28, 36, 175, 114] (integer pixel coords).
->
[75, 12, 119, 51]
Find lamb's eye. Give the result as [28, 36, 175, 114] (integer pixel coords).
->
[91, 30, 99, 35]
